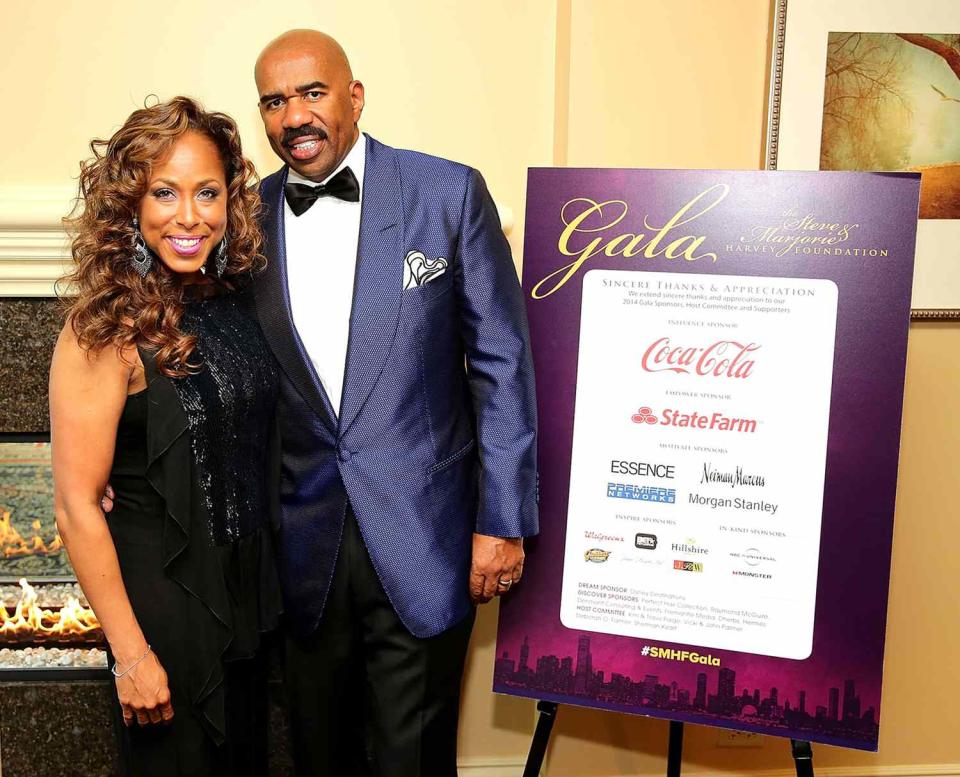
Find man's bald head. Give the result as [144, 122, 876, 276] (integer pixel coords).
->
[255, 29, 353, 88]
[254, 29, 365, 181]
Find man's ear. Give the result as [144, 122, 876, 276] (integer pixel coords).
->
[350, 80, 366, 122]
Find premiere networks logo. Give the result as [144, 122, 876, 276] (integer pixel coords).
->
[631, 405, 758, 434]
[607, 483, 676, 503]
[642, 645, 721, 666]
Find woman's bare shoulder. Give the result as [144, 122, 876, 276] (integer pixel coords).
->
[51, 321, 134, 385]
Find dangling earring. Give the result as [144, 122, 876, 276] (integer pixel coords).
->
[214, 236, 229, 277]
[130, 217, 152, 278]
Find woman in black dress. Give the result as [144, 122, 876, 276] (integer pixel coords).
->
[50, 96, 280, 776]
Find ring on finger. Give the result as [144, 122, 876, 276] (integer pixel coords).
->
[498, 578, 513, 588]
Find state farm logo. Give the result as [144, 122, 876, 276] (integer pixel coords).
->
[632, 406, 659, 425]
[631, 405, 758, 434]
[642, 337, 760, 379]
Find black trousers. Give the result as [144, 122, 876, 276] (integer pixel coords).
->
[284, 510, 476, 777]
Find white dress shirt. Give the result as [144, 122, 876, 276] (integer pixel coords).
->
[284, 133, 367, 418]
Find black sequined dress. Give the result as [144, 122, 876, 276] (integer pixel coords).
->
[106, 286, 281, 775]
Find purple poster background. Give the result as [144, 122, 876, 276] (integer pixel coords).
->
[494, 169, 920, 750]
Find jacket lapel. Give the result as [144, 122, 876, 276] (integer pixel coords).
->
[254, 168, 338, 436]
[338, 137, 404, 437]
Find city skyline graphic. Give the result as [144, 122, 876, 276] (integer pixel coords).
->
[494, 634, 879, 746]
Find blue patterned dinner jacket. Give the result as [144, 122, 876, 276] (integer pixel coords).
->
[254, 135, 538, 638]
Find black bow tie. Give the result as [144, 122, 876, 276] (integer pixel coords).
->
[284, 166, 360, 216]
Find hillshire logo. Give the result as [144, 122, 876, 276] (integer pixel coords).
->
[584, 549, 612, 563]
[635, 533, 658, 550]
[631, 406, 758, 434]
[607, 483, 676, 503]
[641, 337, 760, 379]
[671, 538, 708, 555]
[673, 560, 704, 572]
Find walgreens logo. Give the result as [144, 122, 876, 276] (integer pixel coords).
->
[642, 337, 760, 379]
[631, 406, 758, 434]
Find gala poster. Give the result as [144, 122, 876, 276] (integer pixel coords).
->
[494, 168, 921, 750]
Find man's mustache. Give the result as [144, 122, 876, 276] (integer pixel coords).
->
[282, 126, 328, 146]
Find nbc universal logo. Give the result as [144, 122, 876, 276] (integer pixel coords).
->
[631, 405, 758, 434]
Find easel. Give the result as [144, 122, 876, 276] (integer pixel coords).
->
[523, 701, 816, 776]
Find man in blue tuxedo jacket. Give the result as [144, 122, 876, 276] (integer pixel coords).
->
[253, 30, 538, 776]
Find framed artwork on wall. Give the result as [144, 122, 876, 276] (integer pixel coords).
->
[766, 0, 960, 320]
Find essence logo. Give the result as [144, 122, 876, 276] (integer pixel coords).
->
[641, 337, 760, 379]
[631, 405, 758, 434]
[610, 459, 675, 479]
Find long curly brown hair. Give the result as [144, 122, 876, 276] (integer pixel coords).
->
[61, 96, 264, 376]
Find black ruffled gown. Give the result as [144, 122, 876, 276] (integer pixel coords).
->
[106, 287, 282, 776]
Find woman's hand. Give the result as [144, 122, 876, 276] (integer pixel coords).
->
[114, 650, 175, 726]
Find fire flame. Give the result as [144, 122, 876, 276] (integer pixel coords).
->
[1, 579, 101, 643]
[1, 510, 63, 558]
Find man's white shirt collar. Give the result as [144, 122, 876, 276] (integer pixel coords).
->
[282, 131, 367, 418]
[286, 131, 367, 195]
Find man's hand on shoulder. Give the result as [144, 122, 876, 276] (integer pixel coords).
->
[469, 533, 524, 604]
[100, 484, 115, 513]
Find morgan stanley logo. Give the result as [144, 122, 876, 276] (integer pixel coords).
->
[631, 405, 758, 434]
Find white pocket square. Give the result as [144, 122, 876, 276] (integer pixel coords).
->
[404, 250, 448, 289]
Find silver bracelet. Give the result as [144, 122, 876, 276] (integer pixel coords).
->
[111, 644, 152, 679]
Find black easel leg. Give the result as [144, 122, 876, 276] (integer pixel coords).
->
[523, 701, 560, 777]
[666, 721, 684, 777]
[791, 740, 814, 777]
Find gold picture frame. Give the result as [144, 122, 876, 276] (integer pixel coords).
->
[765, 0, 960, 321]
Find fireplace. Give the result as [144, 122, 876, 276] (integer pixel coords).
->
[0, 438, 106, 673]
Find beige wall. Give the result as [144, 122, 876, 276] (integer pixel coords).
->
[0, 0, 559, 261]
[2, 1, 958, 775]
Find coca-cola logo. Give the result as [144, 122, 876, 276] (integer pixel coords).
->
[641, 337, 760, 379]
